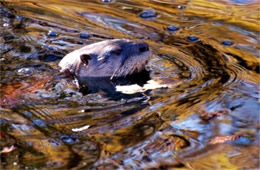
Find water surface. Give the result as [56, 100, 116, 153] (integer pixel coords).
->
[0, 0, 259, 169]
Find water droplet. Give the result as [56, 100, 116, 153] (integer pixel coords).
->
[17, 68, 35, 75]
[47, 30, 58, 37]
[48, 139, 60, 147]
[222, 40, 233, 46]
[177, 5, 186, 10]
[32, 119, 46, 127]
[16, 16, 23, 22]
[24, 112, 33, 117]
[187, 35, 199, 42]
[3, 23, 9, 27]
[139, 37, 150, 40]
[79, 32, 90, 39]
[233, 136, 252, 145]
[139, 10, 157, 19]
[230, 0, 252, 4]
[167, 25, 179, 31]
[102, 0, 112, 2]
[43, 44, 54, 51]
[60, 135, 79, 144]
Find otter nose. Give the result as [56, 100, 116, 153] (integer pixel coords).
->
[138, 43, 149, 53]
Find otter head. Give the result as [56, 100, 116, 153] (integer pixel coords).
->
[59, 39, 152, 79]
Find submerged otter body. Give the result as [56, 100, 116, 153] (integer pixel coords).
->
[59, 39, 152, 79]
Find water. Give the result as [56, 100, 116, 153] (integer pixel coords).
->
[0, 0, 259, 169]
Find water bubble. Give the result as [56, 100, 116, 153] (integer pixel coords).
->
[32, 119, 46, 127]
[222, 40, 233, 46]
[17, 68, 35, 75]
[60, 135, 79, 144]
[79, 32, 90, 39]
[167, 25, 179, 32]
[139, 10, 157, 19]
[139, 37, 151, 40]
[177, 5, 186, 10]
[233, 136, 252, 145]
[16, 16, 23, 22]
[12, 124, 32, 131]
[187, 35, 199, 42]
[3, 23, 9, 27]
[102, 0, 112, 3]
[48, 139, 60, 147]
[230, 0, 252, 4]
[24, 111, 33, 117]
[61, 136, 73, 143]
[47, 30, 58, 37]
[43, 44, 54, 51]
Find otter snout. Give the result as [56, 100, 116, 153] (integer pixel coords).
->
[138, 43, 149, 53]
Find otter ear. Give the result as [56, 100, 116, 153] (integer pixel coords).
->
[80, 54, 91, 65]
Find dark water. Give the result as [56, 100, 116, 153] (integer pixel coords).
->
[0, 0, 259, 169]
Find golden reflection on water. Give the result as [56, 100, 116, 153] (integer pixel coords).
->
[0, 0, 259, 169]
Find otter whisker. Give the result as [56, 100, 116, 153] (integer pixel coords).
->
[110, 68, 119, 80]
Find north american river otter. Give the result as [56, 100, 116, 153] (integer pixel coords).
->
[59, 39, 152, 79]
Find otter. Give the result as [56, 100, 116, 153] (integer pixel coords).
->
[59, 39, 152, 79]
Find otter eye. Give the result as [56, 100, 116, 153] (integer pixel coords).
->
[111, 49, 122, 55]
[80, 54, 91, 65]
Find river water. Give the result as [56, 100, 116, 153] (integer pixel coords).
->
[0, 0, 259, 169]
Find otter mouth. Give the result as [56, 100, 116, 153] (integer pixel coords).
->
[110, 51, 152, 80]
